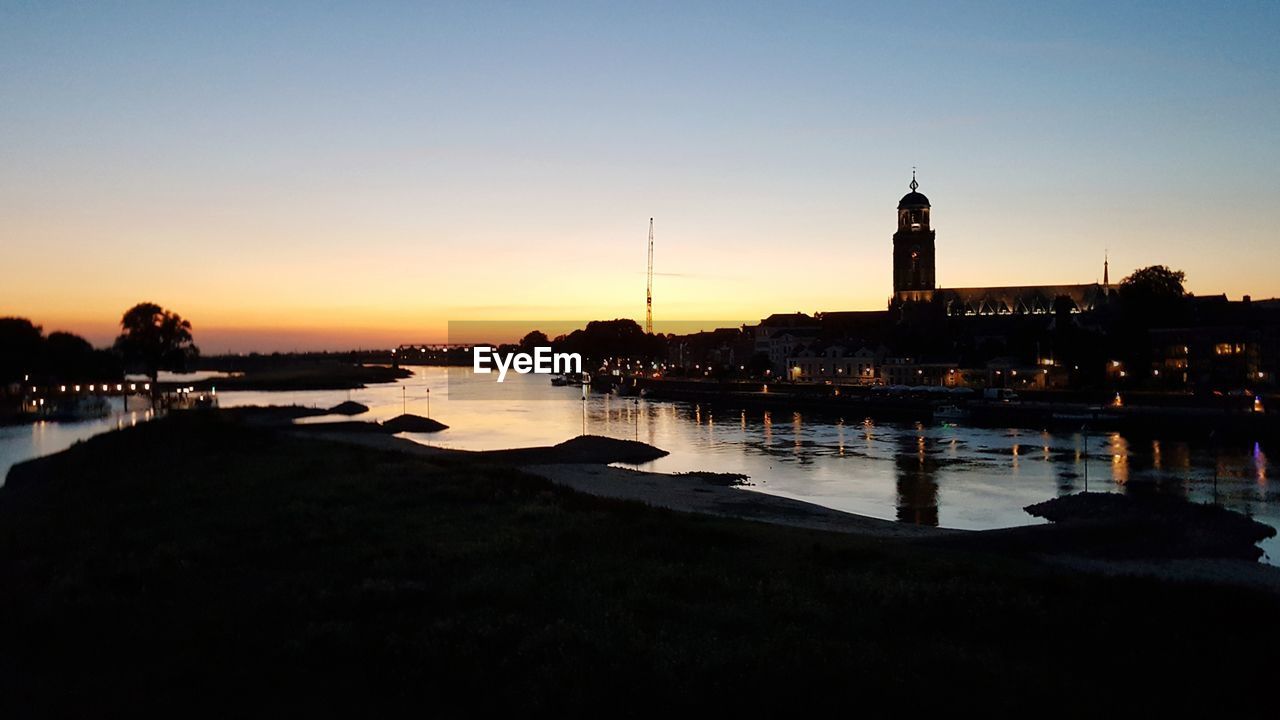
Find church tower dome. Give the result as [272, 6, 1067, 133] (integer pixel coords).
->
[898, 174, 931, 209]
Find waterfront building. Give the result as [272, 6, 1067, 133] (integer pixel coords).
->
[879, 357, 961, 387]
[1149, 296, 1280, 390]
[754, 313, 821, 370]
[786, 344, 880, 383]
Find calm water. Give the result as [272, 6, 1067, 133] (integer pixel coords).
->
[1, 397, 154, 481]
[3, 366, 1276, 562]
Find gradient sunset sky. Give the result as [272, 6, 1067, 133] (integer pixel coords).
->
[3, 1, 1278, 352]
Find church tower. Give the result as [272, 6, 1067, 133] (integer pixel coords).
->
[893, 171, 936, 303]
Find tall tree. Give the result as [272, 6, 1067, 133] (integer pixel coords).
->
[113, 303, 199, 386]
[518, 330, 550, 351]
[1120, 265, 1187, 304]
[43, 331, 95, 380]
[0, 317, 44, 384]
[1113, 265, 1188, 383]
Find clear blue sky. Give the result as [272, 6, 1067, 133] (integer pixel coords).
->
[3, 1, 1277, 351]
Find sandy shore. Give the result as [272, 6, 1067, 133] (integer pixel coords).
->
[522, 463, 945, 538]
[296, 427, 1280, 592]
[293, 429, 942, 537]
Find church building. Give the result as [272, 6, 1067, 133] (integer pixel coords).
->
[891, 173, 1109, 316]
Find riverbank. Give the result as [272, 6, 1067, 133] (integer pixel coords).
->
[306, 424, 1279, 578]
[2, 411, 1277, 713]
[190, 361, 411, 391]
[297, 427, 943, 538]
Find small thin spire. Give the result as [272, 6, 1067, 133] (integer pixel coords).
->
[1103, 250, 1110, 287]
[909, 167, 918, 192]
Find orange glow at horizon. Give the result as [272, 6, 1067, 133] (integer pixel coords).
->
[6, 204, 1277, 355]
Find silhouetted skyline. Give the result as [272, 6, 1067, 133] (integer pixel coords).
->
[3, 2, 1278, 351]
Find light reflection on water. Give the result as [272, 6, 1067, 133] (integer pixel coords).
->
[3, 367, 1276, 563]
[0, 397, 153, 482]
[248, 368, 1278, 562]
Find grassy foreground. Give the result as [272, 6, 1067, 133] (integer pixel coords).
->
[1, 413, 1276, 715]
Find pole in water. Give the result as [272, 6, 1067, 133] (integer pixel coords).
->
[1210, 430, 1218, 504]
[1082, 424, 1089, 493]
[426, 387, 430, 419]
[402, 386, 406, 415]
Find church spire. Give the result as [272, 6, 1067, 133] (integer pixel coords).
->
[1103, 250, 1110, 289]
[910, 167, 918, 192]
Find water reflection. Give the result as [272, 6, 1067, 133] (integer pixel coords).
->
[1, 398, 154, 482]
[895, 433, 939, 526]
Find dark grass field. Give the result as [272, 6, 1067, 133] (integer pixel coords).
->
[1, 412, 1276, 715]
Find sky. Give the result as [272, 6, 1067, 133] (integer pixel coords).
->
[2, 1, 1278, 352]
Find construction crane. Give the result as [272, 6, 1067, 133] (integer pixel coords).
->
[645, 217, 654, 335]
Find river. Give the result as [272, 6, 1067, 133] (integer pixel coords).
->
[3, 366, 1275, 562]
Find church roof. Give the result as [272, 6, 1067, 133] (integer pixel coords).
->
[898, 191, 930, 208]
[898, 172, 930, 208]
[760, 312, 817, 326]
[937, 284, 1107, 316]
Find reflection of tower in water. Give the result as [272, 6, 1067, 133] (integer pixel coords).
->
[895, 434, 940, 526]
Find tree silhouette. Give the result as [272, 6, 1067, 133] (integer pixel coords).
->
[1120, 265, 1186, 302]
[0, 317, 44, 384]
[518, 330, 550, 351]
[1114, 266, 1188, 383]
[113, 303, 199, 387]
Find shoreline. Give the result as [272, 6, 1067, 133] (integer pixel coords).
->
[7, 405, 1279, 589]
[298, 423, 1280, 590]
[5, 410, 1280, 713]
[295, 428, 947, 539]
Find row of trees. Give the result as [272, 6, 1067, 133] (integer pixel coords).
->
[1, 303, 199, 387]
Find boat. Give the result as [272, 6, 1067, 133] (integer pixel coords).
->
[934, 404, 970, 421]
[46, 395, 112, 421]
[551, 372, 588, 387]
[1051, 407, 1121, 428]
